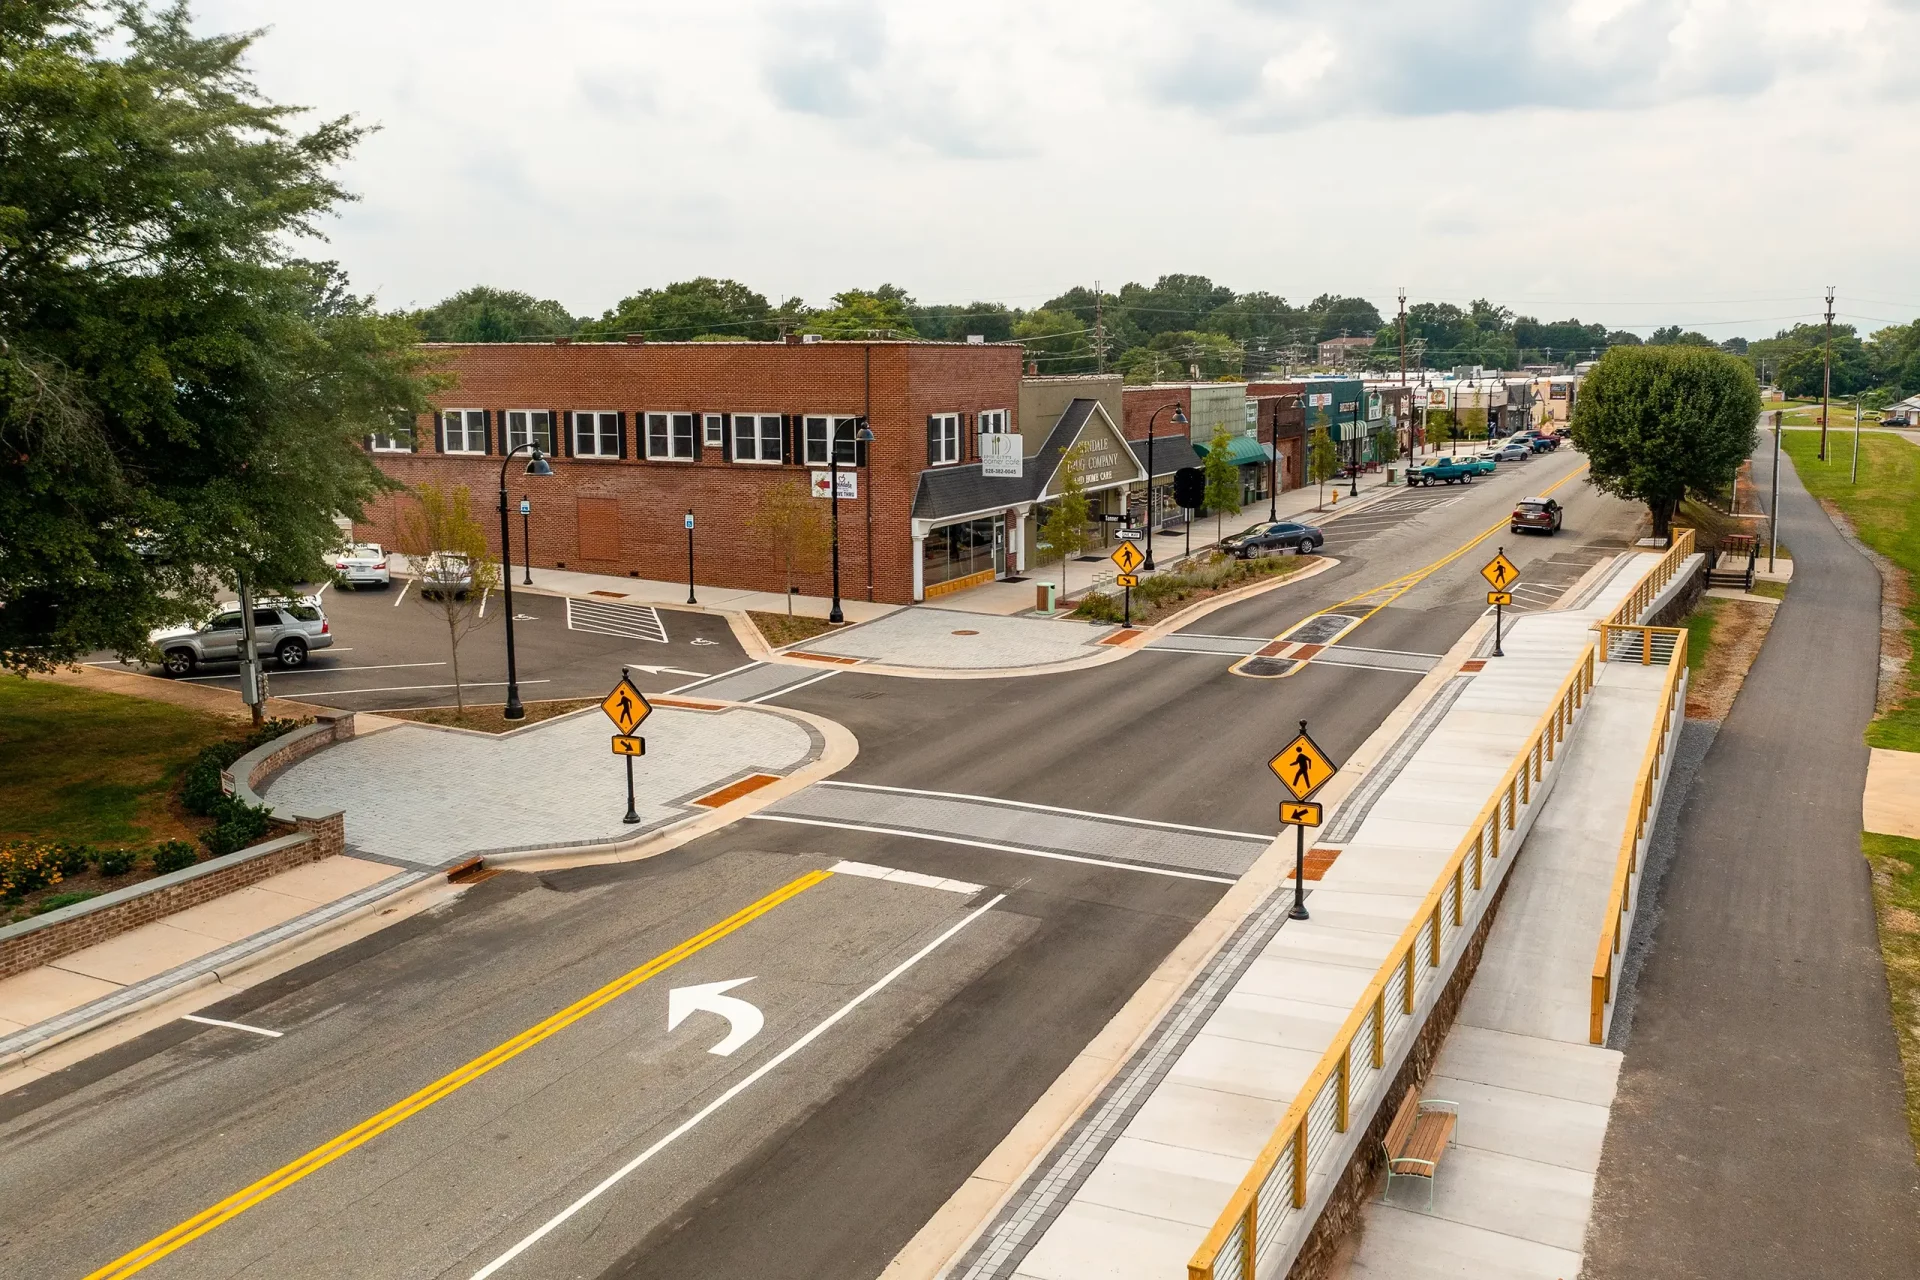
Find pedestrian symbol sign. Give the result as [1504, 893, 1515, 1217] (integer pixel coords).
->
[1487, 590, 1513, 607]
[1115, 572, 1140, 588]
[1281, 800, 1323, 828]
[1110, 540, 1146, 575]
[1480, 551, 1519, 591]
[611, 734, 646, 756]
[600, 674, 653, 735]
[1269, 728, 1337, 801]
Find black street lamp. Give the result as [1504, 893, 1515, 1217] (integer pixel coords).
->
[1348, 397, 1361, 499]
[1144, 403, 1188, 571]
[828, 417, 875, 625]
[498, 441, 554, 721]
[1269, 393, 1303, 522]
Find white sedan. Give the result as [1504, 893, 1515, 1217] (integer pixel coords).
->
[332, 543, 392, 588]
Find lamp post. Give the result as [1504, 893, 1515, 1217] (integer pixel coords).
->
[828, 417, 875, 624]
[519, 496, 532, 584]
[498, 441, 554, 720]
[1144, 404, 1188, 571]
[1348, 396, 1361, 498]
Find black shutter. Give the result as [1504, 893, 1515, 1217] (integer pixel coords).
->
[562, 412, 574, 458]
[485, 410, 497, 455]
[927, 415, 939, 466]
[782, 414, 793, 464]
[433, 412, 444, 453]
[691, 411, 703, 462]
[617, 411, 628, 459]
[547, 409, 559, 455]
[718, 414, 732, 461]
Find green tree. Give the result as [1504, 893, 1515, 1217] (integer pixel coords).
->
[1309, 424, 1339, 507]
[1779, 337, 1871, 399]
[803, 286, 918, 339]
[1038, 442, 1093, 595]
[400, 484, 498, 714]
[1648, 325, 1715, 347]
[746, 480, 830, 613]
[0, 1, 435, 673]
[412, 287, 578, 341]
[1571, 346, 1761, 539]
[1014, 309, 1095, 374]
[578, 277, 781, 342]
[1201, 426, 1242, 544]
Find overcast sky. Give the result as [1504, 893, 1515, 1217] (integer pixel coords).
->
[196, 0, 1920, 340]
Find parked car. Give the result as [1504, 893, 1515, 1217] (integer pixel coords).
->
[1511, 497, 1564, 535]
[1494, 440, 1533, 462]
[1223, 520, 1324, 558]
[1528, 433, 1561, 452]
[332, 542, 391, 588]
[418, 551, 474, 598]
[149, 596, 333, 676]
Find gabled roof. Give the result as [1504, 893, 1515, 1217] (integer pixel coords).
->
[909, 398, 1144, 524]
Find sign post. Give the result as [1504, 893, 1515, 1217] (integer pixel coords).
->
[1480, 549, 1520, 658]
[1269, 721, 1339, 920]
[600, 667, 654, 824]
[685, 509, 696, 605]
[1110, 540, 1145, 627]
[519, 496, 533, 584]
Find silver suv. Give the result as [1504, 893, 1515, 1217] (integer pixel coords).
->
[149, 597, 334, 677]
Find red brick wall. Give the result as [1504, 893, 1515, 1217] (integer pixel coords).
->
[1120, 386, 1192, 441]
[356, 341, 1025, 605]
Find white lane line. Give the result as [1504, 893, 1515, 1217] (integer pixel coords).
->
[286, 679, 551, 697]
[478, 586, 489, 619]
[666, 661, 761, 694]
[815, 780, 1269, 842]
[179, 662, 446, 682]
[393, 580, 411, 606]
[469, 890, 1009, 1280]
[746, 669, 839, 703]
[1139, 645, 1263, 657]
[746, 813, 1238, 885]
[182, 1014, 283, 1039]
[314, 581, 330, 598]
[1166, 632, 1282, 644]
[829, 860, 984, 895]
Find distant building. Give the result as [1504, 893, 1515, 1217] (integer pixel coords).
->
[1317, 336, 1376, 367]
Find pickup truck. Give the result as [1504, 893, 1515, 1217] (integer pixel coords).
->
[1408, 455, 1492, 486]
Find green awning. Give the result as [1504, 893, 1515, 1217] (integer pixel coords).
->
[1191, 435, 1274, 467]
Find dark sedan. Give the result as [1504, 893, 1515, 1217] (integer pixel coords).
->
[1511, 496, 1564, 535]
[1223, 520, 1324, 558]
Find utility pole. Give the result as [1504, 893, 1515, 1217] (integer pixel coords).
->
[1769, 411, 1782, 571]
[1093, 279, 1105, 374]
[1820, 285, 1834, 461]
[1852, 393, 1862, 484]
[1398, 288, 1407, 388]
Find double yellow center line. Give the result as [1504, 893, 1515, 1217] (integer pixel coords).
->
[84, 868, 833, 1280]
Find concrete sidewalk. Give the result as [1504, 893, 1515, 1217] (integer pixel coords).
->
[1583, 448, 1920, 1278]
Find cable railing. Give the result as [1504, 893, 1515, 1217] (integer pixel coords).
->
[1186, 644, 1598, 1280]
[1588, 625, 1688, 1044]
[1598, 527, 1695, 633]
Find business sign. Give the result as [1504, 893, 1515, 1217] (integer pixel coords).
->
[1307, 392, 1333, 408]
[980, 432, 1023, 478]
[1367, 392, 1383, 422]
[810, 470, 857, 499]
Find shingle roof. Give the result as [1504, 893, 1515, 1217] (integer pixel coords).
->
[1129, 434, 1203, 478]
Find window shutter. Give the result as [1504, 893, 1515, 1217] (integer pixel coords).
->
[927, 415, 939, 466]
[562, 412, 574, 458]
[483, 410, 496, 455]
[548, 409, 559, 456]
[782, 414, 793, 465]
[856, 431, 868, 469]
[691, 410, 703, 462]
[718, 414, 732, 460]
[617, 411, 628, 459]
[434, 413, 445, 453]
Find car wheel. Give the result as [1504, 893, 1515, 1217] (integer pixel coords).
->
[161, 648, 196, 677]
[275, 638, 308, 668]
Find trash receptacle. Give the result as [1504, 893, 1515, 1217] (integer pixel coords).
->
[1036, 582, 1057, 614]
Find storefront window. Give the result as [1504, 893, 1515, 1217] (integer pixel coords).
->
[923, 517, 1000, 586]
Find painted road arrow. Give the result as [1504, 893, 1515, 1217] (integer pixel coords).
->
[667, 978, 764, 1057]
[628, 664, 709, 678]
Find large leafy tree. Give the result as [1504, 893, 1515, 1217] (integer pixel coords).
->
[578, 276, 789, 342]
[801, 286, 917, 339]
[413, 286, 577, 341]
[0, 1, 435, 672]
[1571, 346, 1761, 538]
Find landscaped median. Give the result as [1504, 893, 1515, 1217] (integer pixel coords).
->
[1070, 549, 1309, 627]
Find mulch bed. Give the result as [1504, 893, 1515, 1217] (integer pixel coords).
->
[749, 611, 847, 648]
[384, 699, 598, 734]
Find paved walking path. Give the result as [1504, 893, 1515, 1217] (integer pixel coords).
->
[1582, 449, 1920, 1279]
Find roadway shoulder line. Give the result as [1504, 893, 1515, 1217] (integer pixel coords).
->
[745, 813, 1238, 884]
[813, 781, 1269, 841]
[665, 660, 762, 694]
[181, 1015, 283, 1039]
[468, 890, 1011, 1279]
[746, 668, 840, 703]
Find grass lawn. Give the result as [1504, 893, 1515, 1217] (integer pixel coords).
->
[0, 678, 234, 846]
[1683, 598, 1719, 680]
[1782, 432, 1920, 751]
[1863, 832, 1920, 1154]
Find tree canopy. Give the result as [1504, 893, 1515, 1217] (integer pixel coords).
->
[1570, 346, 1760, 538]
[412, 287, 577, 342]
[578, 276, 791, 342]
[1, 0, 435, 672]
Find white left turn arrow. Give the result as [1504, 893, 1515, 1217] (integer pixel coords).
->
[667, 977, 764, 1056]
[629, 664, 709, 678]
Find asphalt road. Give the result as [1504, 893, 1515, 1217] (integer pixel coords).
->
[1583, 442, 1920, 1277]
[1, 449, 1653, 1280]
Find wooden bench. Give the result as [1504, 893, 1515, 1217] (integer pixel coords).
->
[1381, 1087, 1458, 1209]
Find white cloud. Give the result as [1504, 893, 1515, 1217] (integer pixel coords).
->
[192, 0, 1920, 337]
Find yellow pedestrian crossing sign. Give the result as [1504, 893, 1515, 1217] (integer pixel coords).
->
[600, 674, 652, 735]
[1281, 800, 1323, 828]
[611, 734, 646, 756]
[1269, 726, 1338, 801]
[1115, 572, 1140, 588]
[1487, 590, 1513, 607]
[1110, 540, 1146, 575]
[1480, 550, 1519, 591]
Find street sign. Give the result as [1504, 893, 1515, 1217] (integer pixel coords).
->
[1115, 572, 1140, 588]
[1480, 551, 1519, 591]
[1269, 728, 1338, 801]
[1486, 590, 1513, 607]
[685, 511, 695, 530]
[611, 734, 646, 756]
[1117, 527, 1143, 541]
[518, 498, 531, 516]
[1281, 800, 1323, 828]
[600, 674, 653, 735]
[1110, 540, 1146, 574]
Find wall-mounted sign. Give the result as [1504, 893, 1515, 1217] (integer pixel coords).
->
[980, 432, 1023, 478]
[1307, 392, 1333, 408]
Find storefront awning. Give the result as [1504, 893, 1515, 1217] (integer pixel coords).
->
[1191, 435, 1274, 467]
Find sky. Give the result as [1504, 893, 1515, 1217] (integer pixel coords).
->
[194, 0, 1920, 341]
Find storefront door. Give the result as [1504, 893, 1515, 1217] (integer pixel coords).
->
[994, 522, 1006, 576]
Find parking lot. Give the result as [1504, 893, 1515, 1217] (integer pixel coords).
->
[98, 581, 749, 712]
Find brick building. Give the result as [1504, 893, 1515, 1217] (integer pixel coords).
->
[353, 339, 1029, 605]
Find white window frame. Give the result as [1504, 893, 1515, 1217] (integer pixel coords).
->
[804, 415, 861, 466]
[369, 429, 412, 453]
[929, 412, 960, 466]
[504, 409, 553, 454]
[732, 412, 782, 464]
[978, 408, 1010, 435]
[645, 411, 697, 461]
[573, 410, 621, 458]
[440, 408, 485, 454]
[703, 413, 726, 448]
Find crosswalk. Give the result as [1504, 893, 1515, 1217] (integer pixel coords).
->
[565, 597, 669, 643]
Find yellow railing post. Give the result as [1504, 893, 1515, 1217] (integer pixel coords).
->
[1336, 1047, 1351, 1132]
[1403, 948, 1415, 1013]
[1372, 993, 1385, 1068]
[1473, 828, 1484, 890]
[1428, 908, 1441, 966]
[1642, 627, 1651, 665]
[1452, 865, 1464, 926]
[1240, 1202, 1256, 1280]
[1292, 1125, 1307, 1208]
